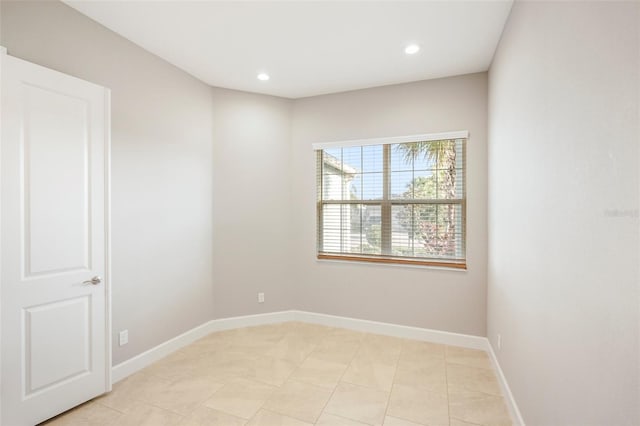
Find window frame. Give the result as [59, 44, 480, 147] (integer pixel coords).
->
[314, 131, 468, 270]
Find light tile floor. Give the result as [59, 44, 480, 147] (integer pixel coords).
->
[41, 322, 512, 426]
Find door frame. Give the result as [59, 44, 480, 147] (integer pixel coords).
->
[0, 45, 113, 422]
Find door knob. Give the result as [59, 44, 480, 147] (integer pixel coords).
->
[83, 276, 102, 285]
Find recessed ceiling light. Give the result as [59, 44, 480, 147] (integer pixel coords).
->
[404, 44, 420, 55]
[257, 72, 270, 81]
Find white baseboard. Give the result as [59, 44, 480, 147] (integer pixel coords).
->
[292, 311, 487, 350]
[485, 340, 525, 426]
[111, 310, 294, 383]
[111, 309, 523, 425]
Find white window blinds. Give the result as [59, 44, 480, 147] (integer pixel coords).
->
[315, 132, 467, 268]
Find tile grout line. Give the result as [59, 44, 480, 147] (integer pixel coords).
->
[229, 325, 295, 426]
[445, 346, 452, 426]
[65, 322, 510, 426]
[101, 371, 216, 421]
[380, 338, 403, 425]
[166, 324, 287, 426]
[450, 417, 484, 426]
[175, 380, 230, 421]
[287, 322, 335, 424]
[379, 342, 450, 426]
[313, 328, 366, 424]
[93, 399, 126, 415]
[247, 322, 333, 425]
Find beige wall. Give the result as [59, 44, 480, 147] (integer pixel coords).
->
[291, 73, 488, 336]
[2, 0, 511, 375]
[211, 87, 294, 318]
[488, 1, 639, 424]
[213, 74, 490, 336]
[5, 4, 640, 423]
[1, 0, 215, 365]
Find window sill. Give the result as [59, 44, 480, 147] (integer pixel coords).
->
[317, 254, 467, 270]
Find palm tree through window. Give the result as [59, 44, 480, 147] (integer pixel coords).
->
[316, 135, 466, 268]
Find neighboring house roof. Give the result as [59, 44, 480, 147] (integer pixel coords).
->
[323, 152, 357, 175]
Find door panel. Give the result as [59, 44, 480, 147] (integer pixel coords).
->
[25, 296, 91, 394]
[24, 84, 91, 276]
[1, 49, 111, 426]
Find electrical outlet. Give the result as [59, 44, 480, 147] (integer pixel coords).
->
[119, 330, 129, 346]
[497, 333, 502, 350]
[258, 292, 265, 303]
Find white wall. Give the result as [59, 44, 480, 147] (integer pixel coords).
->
[488, 2, 640, 424]
[211, 87, 294, 318]
[291, 73, 488, 336]
[1, 0, 215, 365]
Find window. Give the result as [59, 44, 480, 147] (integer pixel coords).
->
[315, 131, 467, 269]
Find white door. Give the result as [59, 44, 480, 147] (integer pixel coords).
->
[1, 49, 111, 426]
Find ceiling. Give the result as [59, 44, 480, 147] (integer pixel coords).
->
[64, 1, 513, 99]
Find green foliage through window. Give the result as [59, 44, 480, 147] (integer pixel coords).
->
[317, 138, 466, 266]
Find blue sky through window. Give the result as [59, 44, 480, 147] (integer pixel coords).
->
[324, 144, 437, 200]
